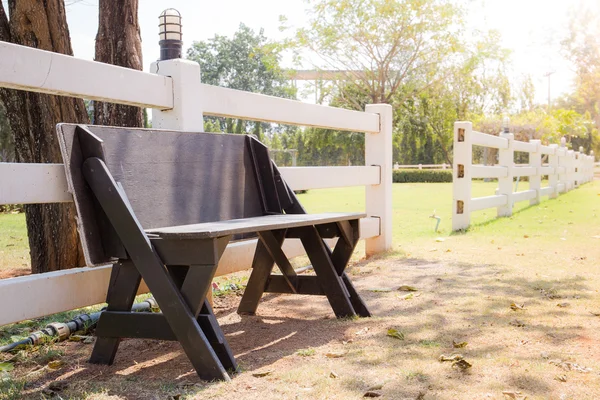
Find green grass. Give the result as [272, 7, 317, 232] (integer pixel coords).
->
[0, 213, 29, 271]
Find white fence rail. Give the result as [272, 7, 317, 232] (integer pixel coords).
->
[452, 121, 595, 231]
[0, 41, 393, 326]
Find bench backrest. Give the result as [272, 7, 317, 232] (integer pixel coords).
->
[57, 124, 295, 265]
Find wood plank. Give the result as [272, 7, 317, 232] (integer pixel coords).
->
[200, 84, 380, 133]
[279, 166, 380, 190]
[0, 163, 72, 205]
[0, 41, 173, 109]
[147, 213, 366, 239]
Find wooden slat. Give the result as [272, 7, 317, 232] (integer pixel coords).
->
[472, 131, 509, 149]
[0, 163, 72, 205]
[471, 165, 507, 179]
[513, 141, 536, 153]
[1, 164, 382, 205]
[512, 190, 537, 203]
[0, 41, 173, 109]
[513, 166, 537, 177]
[470, 195, 507, 212]
[200, 84, 380, 133]
[147, 212, 366, 239]
[280, 166, 379, 190]
[0, 217, 379, 326]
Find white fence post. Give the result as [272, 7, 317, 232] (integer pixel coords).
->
[566, 150, 575, 191]
[452, 121, 472, 231]
[529, 139, 541, 205]
[497, 132, 514, 217]
[558, 148, 567, 193]
[548, 144, 559, 198]
[150, 59, 204, 131]
[364, 104, 393, 256]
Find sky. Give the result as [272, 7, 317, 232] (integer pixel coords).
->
[9, 0, 598, 105]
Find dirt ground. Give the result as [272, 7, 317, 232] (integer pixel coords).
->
[4, 251, 600, 400]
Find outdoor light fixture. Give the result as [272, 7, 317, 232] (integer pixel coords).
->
[502, 116, 510, 134]
[158, 8, 183, 60]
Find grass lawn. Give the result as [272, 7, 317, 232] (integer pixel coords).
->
[2, 181, 600, 399]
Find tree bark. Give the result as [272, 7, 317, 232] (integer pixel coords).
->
[0, 0, 88, 273]
[93, 0, 143, 127]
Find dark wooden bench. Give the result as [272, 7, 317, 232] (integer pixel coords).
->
[57, 124, 371, 381]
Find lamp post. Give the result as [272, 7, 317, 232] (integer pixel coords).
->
[159, 9, 183, 60]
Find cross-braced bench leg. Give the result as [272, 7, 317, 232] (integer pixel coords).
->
[238, 230, 286, 315]
[90, 260, 141, 365]
[83, 157, 230, 381]
[238, 221, 370, 319]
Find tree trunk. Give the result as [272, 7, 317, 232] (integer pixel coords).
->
[93, 0, 143, 127]
[0, 0, 88, 273]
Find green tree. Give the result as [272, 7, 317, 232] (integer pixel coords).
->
[292, 0, 463, 108]
[187, 24, 296, 140]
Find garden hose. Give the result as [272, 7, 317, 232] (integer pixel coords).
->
[0, 298, 157, 353]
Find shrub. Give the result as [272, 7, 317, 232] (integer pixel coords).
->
[393, 169, 452, 183]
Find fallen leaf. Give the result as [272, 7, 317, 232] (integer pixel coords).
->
[439, 354, 463, 362]
[549, 359, 592, 373]
[368, 288, 393, 292]
[452, 340, 468, 348]
[452, 359, 472, 370]
[554, 375, 567, 382]
[367, 384, 384, 391]
[502, 391, 527, 400]
[48, 360, 64, 370]
[363, 391, 382, 398]
[325, 352, 345, 358]
[397, 285, 418, 292]
[590, 311, 600, 316]
[557, 302, 570, 308]
[510, 303, 525, 311]
[0, 362, 14, 372]
[355, 327, 369, 336]
[386, 329, 404, 340]
[252, 370, 272, 377]
[523, 235, 529, 238]
[329, 371, 338, 379]
[510, 319, 526, 327]
[435, 238, 445, 242]
[400, 293, 414, 300]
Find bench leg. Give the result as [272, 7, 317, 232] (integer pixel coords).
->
[83, 158, 230, 381]
[198, 300, 237, 372]
[90, 260, 141, 365]
[238, 230, 285, 315]
[298, 226, 356, 318]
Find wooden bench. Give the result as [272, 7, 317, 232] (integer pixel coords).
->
[57, 124, 371, 381]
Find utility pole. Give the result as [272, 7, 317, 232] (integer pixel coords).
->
[544, 70, 555, 111]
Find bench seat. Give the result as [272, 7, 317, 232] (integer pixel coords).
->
[146, 212, 366, 239]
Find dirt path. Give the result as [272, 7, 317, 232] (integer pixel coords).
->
[5, 253, 600, 400]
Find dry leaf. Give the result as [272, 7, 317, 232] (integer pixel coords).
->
[523, 235, 529, 238]
[452, 359, 472, 370]
[510, 319, 525, 327]
[325, 352, 345, 358]
[439, 354, 463, 362]
[386, 329, 405, 340]
[452, 340, 468, 348]
[355, 327, 369, 336]
[329, 371, 338, 379]
[47, 360, 64, 370]
[554, 375, 567, 382]
[252, 370, 272, 377]
[435, 238, 445, 242]
[510, 303, 525, 311]
[502, 391, 527, 400]
[400, 293, 414, 300]
[363, 391, 382, 398]
[397, 285, 418, 292]
[557, 302, 570, 308]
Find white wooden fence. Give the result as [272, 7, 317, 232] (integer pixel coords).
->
[0, 41, 393, 326]
[452, 121, 595, 231]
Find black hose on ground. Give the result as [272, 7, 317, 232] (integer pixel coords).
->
[0, 298, 157, 353]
